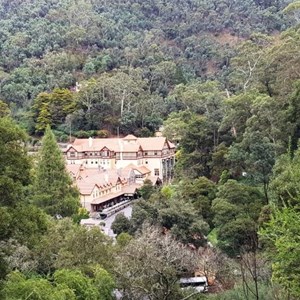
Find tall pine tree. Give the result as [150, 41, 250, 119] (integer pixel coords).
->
[33, 126, 79, 217]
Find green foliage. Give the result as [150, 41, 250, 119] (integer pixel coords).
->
[9, 205, 48, 247]
[1, 267, 116, 300]
[92, 267, 116, 300]
[33, 219, 114, 274]
[0, 100, 10, 117]
[212, 180, 264, 255]
[111, 213, 131, 235]
[0, 118, 51, 280]
[54, 269, 98, 300]
[177, 115, 225, 178]
[116, 232, 133, 249]
[260, 207, 300, 298]
[269, 146, 300, 207]
[32, 89, 77, 133]
[1, 0, 300, 297]
[0, 117, 31, 207]
[72, 207, 90, 224]
[130, 191, 209, 247]
[177, 177, 217, 225]
[1, 271, 76, 300]
[0, 0, 293, 135]
[32, 126, 80, 217]
[138, 179, 155, 200]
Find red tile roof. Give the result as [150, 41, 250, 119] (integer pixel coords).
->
[91, 191, 124, 204]
[66, 137, 175, 153]
[123, 163, 151, 175]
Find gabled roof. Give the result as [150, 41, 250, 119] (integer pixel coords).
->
[123, 134, 137, 140]
[70, 138, 120, 152]
[138, 137, 175, 151]
[137, 165, 151, 174]
[122, 142, 141, 152]
[73, 165, 129, 195]
[91, 191, 124, 204]
[66, 136, 175, 153]
[122, 183, 141, 194]
[77, 182, 98, 195]
[124, 163, 151, 175]
[65, 146, 78, 153]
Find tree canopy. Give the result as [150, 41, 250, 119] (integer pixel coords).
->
[32, 125, 80, 216]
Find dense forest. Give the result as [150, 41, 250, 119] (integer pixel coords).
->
[0, 0, 295, 137]
[1, 0, 300, 299]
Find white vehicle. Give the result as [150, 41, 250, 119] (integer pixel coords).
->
[179, 276, 208, 293]
[99, 200, 131, 219]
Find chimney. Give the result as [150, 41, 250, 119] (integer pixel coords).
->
[88, 137, 93, 147]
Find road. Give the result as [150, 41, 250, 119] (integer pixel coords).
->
[102, 205, 133, 238]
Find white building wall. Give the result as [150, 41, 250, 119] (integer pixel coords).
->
[80, 194, 93, 212]
[66, 159, 82, 165]
[145, 158, 162, 177]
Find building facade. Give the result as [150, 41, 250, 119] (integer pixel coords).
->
[67, 164, 139, 212]
[65, 135, 176, 183]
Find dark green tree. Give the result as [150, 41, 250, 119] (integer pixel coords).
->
[139, 179, 155, 200]
[1, 271, 76, 300]
[111, 213, 131, 235]
[269, 145, 300, 208]
[0, 118, 49, 279]
[177, 177, 217, 225]
[260, 207, 300, 299]
[212, 180, 264, 256]
[33, 126, 80, 217]
[0, 117, 31, 207]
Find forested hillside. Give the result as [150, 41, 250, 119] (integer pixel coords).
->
[0, 0, 294, 137]
[2, 0, 300, 299]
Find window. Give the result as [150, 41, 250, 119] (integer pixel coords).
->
[89, 152, 93, 156]
[154, 152, 157, 156]
[144, 152, 148, 156]
[102, 150, 109, 157]
[95, 161, 98, 164]
[145, 160, 148, 164]
[154, 169, 159, 176]
[70, 152, 75, 157]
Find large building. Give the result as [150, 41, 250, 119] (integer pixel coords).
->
[65, 135, 176, 183]
[64, 135, 176, 213]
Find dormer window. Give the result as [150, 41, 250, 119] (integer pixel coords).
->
[101, 150, 109, 157]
